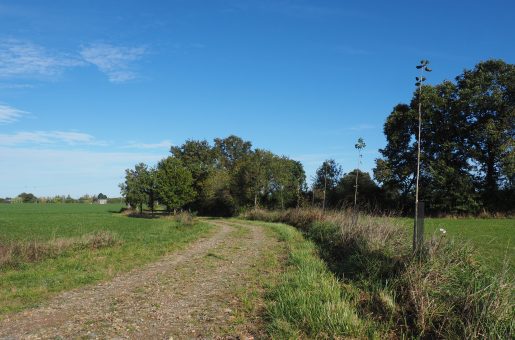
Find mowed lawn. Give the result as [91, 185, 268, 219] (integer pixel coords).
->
[397, 217, 514, 274]
[0, 203, 211, 315]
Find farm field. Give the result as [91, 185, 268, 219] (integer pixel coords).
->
[396, 217, 515, 274]
[0, 203, 212, 315]
[0, 204, 513, 338]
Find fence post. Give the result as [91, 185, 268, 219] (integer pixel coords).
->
[413, 201, 425, 252]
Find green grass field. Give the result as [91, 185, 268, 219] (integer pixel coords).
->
[396, 217, 514, 273]
[1, 203, 513, 330]
[0, 203, 211, 315]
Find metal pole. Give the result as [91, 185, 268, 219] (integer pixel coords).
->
[414, 65, 424, 252]
[414, 201, 425, 251]
[322, 163, 327, 211]
[354, 153, 360, 207]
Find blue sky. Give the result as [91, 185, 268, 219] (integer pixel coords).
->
[1, 0, 514, 197]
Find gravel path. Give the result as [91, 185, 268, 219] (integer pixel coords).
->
[0, 219, 272, 339]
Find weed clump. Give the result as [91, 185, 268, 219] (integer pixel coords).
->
[173, 211, 195, 226]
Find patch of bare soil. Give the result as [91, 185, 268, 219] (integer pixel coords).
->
[0, 219, 276, 339]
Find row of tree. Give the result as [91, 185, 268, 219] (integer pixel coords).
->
[121, 59, 513, 216]
[120, 136, 306, 216]
[313, 60, 514, 215]
[1, 193, 112, 204]
[310, 160, 382, 210]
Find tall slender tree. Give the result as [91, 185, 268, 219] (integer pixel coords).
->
[354, 137, 366, 208]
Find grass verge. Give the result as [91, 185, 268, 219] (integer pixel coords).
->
[241, 219, 371, 339]
[243, 208, 514, 338]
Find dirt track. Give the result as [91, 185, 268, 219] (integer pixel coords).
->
[0, 219, 274, 339]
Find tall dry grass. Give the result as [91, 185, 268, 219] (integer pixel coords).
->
[243, 208, 514, 338]
[0, 231, 120, 269]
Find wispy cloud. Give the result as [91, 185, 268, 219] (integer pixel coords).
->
[0, 39, 83, 78]
[0, 104, 27, 124]
[124, 140, 172, 149]
[0, 39, 147, 83]
[0, 130, 104, 146]
[80, 43, 146, 83]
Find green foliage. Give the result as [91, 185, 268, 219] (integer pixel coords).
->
[170, 139, 217, 211]
[313, 159, 342, 207]
[314, 159, 342, 192]
[355, 137, 366, 151]
[156, 157, 196, 212]
[214, 135, 252, 170]
[200, 169, 236, 216]
[17, 192, 37, 203]
[121, 135, 307, 215]
[336, 170, 382, 208]
[457, 60, 515, 210]
[119, 163, 151, 212]
[232, 149, 274, 208]
[373, 103, 418, 211]
[374, 59, 514, 214]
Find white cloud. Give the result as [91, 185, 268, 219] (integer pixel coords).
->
[0, 40, 147, 83]
[0, 130, 103, 146]
[0, 104, 27, 124]
[80, 43, 146, 83]
[0, 39, 83, 78]
[124, 140, 172, 149]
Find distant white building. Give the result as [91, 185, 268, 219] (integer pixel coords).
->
[98, 199, 108, 205]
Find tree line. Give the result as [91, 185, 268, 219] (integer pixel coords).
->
[1, 193, 115, 204]
[120, 135, 306, 216]
[314, 60, 514, 214]
[121, 59, 513, 216]
[375, 59, 513, 214]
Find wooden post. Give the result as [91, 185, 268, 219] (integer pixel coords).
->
[413, 201, 425, 252]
